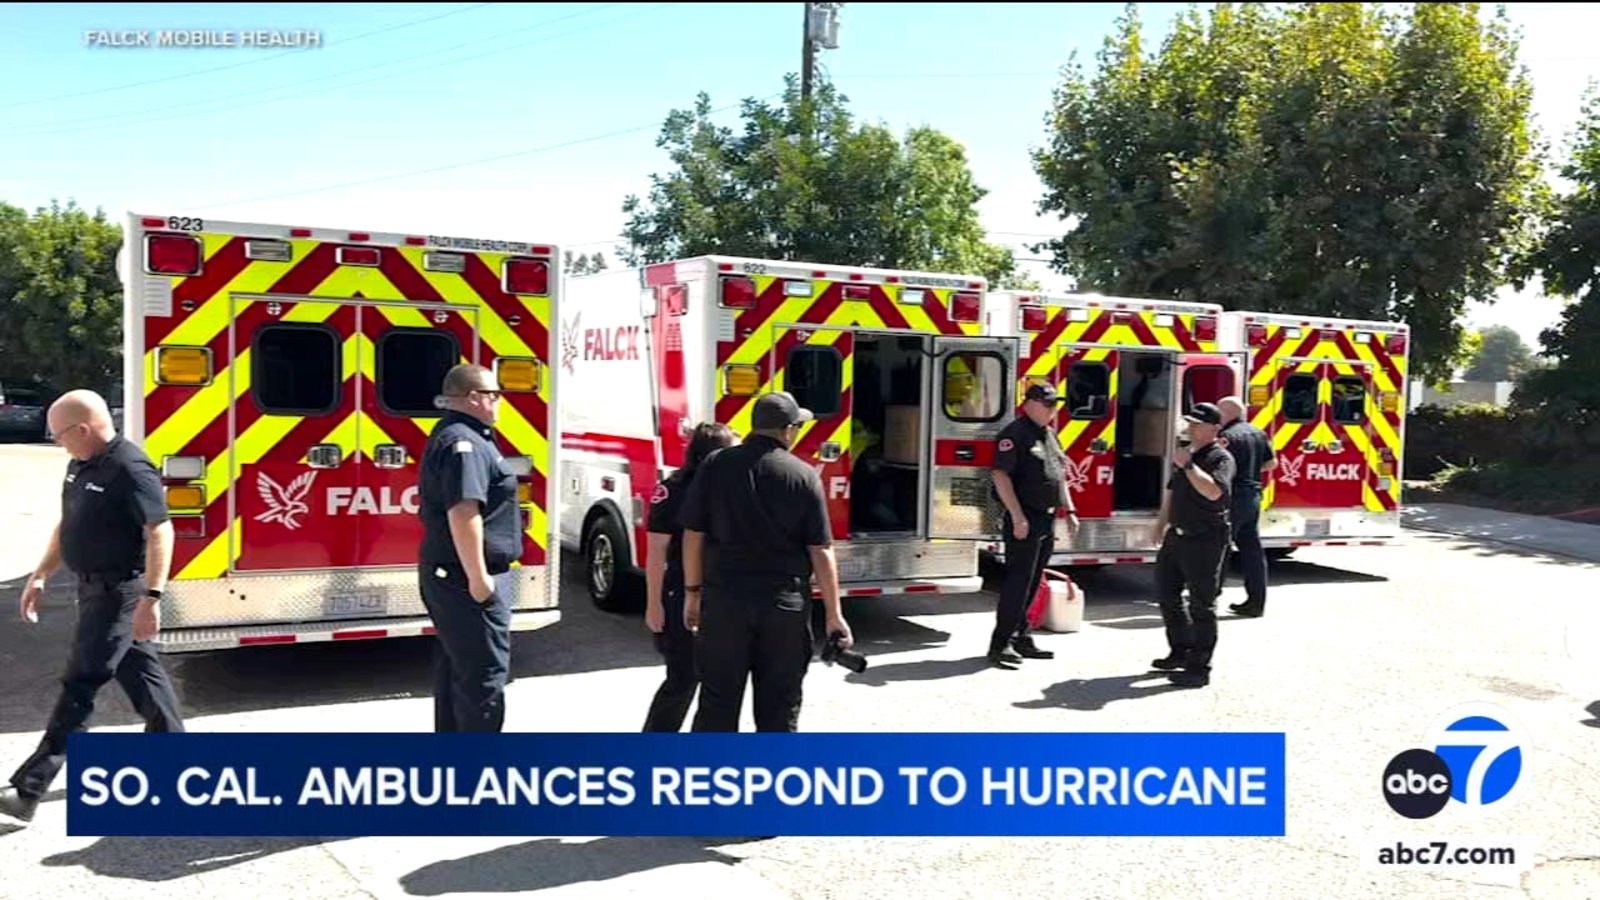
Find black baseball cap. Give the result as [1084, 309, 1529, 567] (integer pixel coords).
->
[753, 391, 815, 429]
[1184, 402, 1223, 425]
[1024, 383, 1065, 405]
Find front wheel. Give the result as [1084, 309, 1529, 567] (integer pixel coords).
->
[584, 514, 640, 613]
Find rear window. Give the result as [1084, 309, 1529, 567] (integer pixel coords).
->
[252, 324, 342, 415]
[785, 345, 842, 417]
[378, 330, 461, 416]
[1282, 373, 1319, 422]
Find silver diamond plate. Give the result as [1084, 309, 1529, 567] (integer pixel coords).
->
[833, 539, 976, 582]
[1260, 508, 1401, 539]
[930, 469, 1003, 536]
[161, 563, 556, 629]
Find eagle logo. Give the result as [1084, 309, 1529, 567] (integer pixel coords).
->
[255, 471, 317, 530]
[561, 312, 582, 375]
[1276, 454, 1304, 487]
[1063, 455, 1093, 493]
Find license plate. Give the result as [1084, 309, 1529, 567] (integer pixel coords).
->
[323, 588, 388, 619]
[1304, 520, 1330, 538]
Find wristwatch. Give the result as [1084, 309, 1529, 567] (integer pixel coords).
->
[145, 588, 163, 601]
[684, 585, 702, 594]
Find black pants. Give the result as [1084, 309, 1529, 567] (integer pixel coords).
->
[690, 580, 813, 733]
[643, 586, 698, 732]
[11, 573, 185, 801]
[992, 509, 1056, 653]
[418, 563, 511, 733]
[1231, 488, 1268, 610]
[1155, 527, 1230, 672]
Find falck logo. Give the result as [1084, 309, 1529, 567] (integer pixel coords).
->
[1063, 455, 1092, 493]
[1276, 454, 1304, 487]
[561, 312, 582, 375]
[255, 471, 317, 530]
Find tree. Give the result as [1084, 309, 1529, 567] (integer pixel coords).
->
[1031, 2, 1543, 383]
[0, 199, 123, 394]
[1462, 325, 1535, 381]
[620, 75, 1034, 288]
[562, 250, 609, 276]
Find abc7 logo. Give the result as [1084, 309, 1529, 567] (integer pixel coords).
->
[1382, 708, 1525, 820]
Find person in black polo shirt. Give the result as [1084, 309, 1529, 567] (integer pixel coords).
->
[679, 392, 852, 733]
[1149, 402, 1238, 688]
[0, 390, 184, 826]
[988, 383, 1079, 669]
[1217, 396, 1276, 617]
[416, 364, 521, 733]
[641, 421, 736, 732]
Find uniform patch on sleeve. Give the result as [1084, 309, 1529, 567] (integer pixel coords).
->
[650, 483, 670, 504]
[453, 440, 475, 454]
[998, 438, 1014, 452]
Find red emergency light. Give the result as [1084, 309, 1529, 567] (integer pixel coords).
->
[502, 258, 549, 295]
[843, 284, 872, 301]
[1021, 306, 1049, 332]
[720, 276, 758, 309]
[1385, 333, 1407, 356]
[1247, 324, 1268, 346]
[950, 292, 982, 323]
[1194, 316, 1218, 341]
[145, 234, 203, 276]
[337, 246, 381, 267]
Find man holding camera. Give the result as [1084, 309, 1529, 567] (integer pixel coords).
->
[1149, 402, 1237, 688]
[680, 392, 853, 732]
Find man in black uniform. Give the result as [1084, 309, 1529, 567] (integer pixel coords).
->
[1149, 402, 1238, 688]
[0, 390, 184, 826]
[989, 383, 1079, 669]
[416, 364, 521, 733]
[679, 392, 852, 732]
[1217, 396, 1276, 617]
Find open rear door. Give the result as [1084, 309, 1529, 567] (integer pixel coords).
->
[1177, 351, 1247, 413]
[1055, 344, 1118, 519]
[927, 337, 1018, 541]
[770, 324, 854, 541]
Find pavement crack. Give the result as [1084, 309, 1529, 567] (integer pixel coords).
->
[317, 843, 380, 900]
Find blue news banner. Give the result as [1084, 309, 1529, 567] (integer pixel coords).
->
[66, 732, 1285, 838]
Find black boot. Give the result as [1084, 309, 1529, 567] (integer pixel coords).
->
[988, 643, 1023, 668]
[1229, 602, 1263, 617]
[1151, 653, 1186, 671]
[1168, 668, 1210, 688]
[1012, 636, 1054, 660]
[0, 786, 39, 824]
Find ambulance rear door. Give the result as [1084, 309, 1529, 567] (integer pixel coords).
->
[1267, 359, 1373, 516]
[927, 336, 1018, 541]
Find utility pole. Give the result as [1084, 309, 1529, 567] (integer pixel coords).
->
[801, 2, 841, 103]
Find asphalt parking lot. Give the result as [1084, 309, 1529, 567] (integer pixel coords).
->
[0, 444, 1597, 900]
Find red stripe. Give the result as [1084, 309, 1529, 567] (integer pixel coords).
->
[458, 254, 552, 376]
[144, 238, 253, 346]
[1063, 401, 1115, 455]
[847, 587, 883, 596]
[934, 438, 997, 467]
[333, 629, 388, 640]
[1122, 312, 1163, 347]
[1363, 333, 1403, 389]
[918, 291, 969, 335]
[716, 280, 790, 365]
[1115, 556, 1149, 564]
[904, 584, 937, 593]
[1028, 308, 1072, 364]
[1168, 316, 1202, 352]
[862, 290, 911, 331]
[1249, 330, 1288, 379]
[240, 635, 297, 646]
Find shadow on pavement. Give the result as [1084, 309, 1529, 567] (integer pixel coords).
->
[1582, 701, 1600, 729]
[39, 836, 340, 881]
[399, 836, 752, 896]
[844, 655, 993, 686]
[1013, 672, 1188, 711]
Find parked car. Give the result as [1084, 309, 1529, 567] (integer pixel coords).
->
[0, 380, 48, 442]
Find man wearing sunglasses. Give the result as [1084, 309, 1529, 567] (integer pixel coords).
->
[416, 365, 520, 732]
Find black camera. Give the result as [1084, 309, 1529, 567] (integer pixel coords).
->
[820, 631, 867, 673]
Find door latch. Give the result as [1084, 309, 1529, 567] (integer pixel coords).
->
[818, 442, 842, 462]
[375, 445, 408, 469]
[1089, 438, 1110, 453]
[1325, 439, 1344, 454]
[954, 444, 975, 462]
[1300, 439, 1319, 453]
[307, 444, 343, 468]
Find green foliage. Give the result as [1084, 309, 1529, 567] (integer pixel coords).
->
[1032, 2, 1544, 384]
[1462, 324, 1535, 381]
[0, 199, 123, 395]
[562, 250, 609, 276]
[620, 75, 1027, 287]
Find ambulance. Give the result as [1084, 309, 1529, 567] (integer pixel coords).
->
[557, 255, 1014, 611]
[119, 214, 562, 652]
[983, 291, 1408, 568]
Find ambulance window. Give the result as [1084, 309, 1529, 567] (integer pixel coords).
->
[942, 352, 1006, 423]
[1282, 373, 1319, 422]
[1066, 362, 1110, 420]
[1183, 365, 1233, 410]
[378, 330, 461, 416]
[252, 324, 341, 416]
[1332, 375, 1366, 424]
[785, 345, 841, 417]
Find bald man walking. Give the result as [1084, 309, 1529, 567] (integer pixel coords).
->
[0, 390, 185, 826]
[1217, 396, 1275, 617]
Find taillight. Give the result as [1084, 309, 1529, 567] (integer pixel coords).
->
[950, 292, 982, 323]
[720, 277, 758, 309]
[1194, 316, 1218, 341]
[1385, 333, 1406, 355]
[145, 234, 202, 276]
[502, 258, 549, 295]
[337, 246, 381, 267]
[843, 284, 872, 301]
[1247, 324, 1268, 346]
[1021, 306, 1048, 332]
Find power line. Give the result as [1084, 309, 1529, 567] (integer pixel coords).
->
[187, 93, 783, 212]
[0, 3, 498, 111]
[1, 4, 644, 139]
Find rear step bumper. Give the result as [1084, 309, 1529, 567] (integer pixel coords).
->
[152, 610, 560, 654]
[820, 576, 985, 599]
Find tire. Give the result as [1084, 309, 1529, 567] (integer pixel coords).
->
[584, 513, 640, 613]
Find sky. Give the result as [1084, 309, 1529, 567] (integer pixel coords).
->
[2, 2, 1597, 355]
